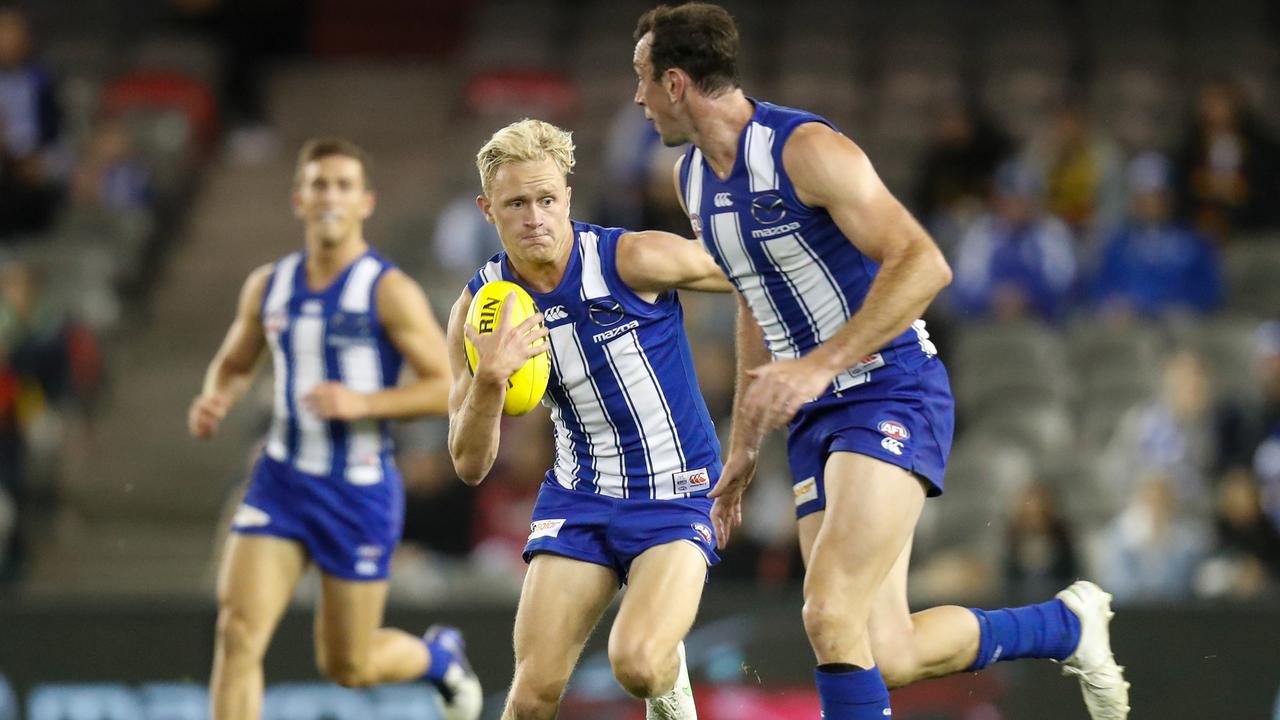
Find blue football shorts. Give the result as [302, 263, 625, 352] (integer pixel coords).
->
[523, 482, 720, 585]
[231, 454, 404, 580]
[786, 357, 955, 519]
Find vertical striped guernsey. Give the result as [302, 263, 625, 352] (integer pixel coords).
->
[679, 100, 938, 395]
[466, 221, 722, 500]
[261, 250, 402, 484]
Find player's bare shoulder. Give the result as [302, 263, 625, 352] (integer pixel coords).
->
[240, 263, 276, 321]
[782, 121, 876, 209]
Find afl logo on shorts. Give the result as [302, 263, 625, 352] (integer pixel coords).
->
[691, 523, 714, 545]
[878, 420, 910, 440]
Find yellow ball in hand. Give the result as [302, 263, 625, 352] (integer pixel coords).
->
[465, 280, 551, 416]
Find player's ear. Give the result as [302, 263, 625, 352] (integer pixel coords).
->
[476, 194, 495, 224]
[665, 67, 685, 102]
[565, 185, 572, 210]
[361, 190, 376, 219]
[290, 190, 304, 219]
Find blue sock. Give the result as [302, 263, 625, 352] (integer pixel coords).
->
[422, 636, 454, 684]
[967, 598, 1081, 671]
[814, 665, 891, 719]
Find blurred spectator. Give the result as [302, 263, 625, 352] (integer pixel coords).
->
[1089, 152, 1223, 320]
[1217, 322, 1280, 518]
[1004, 481, 1079, 604]
[1175, 80, 1280, 242]
[912, 100, 1012, 251]
[641, 143, 689, 235]
[1101, 349, 1221, 515]
[1195, 468, 1280, 599]
[431, 186, 501, 277]
[0, 260, 102, 409]
[0, 6, 63, 238]
[1023, 93, 1125, 236]
[598, 103, 661, 229]
[163, 0, 309, 163]
[1098, 472, 1208, 603]
[0, 342, 21, 584]
[69, 117, 153, 213]
[950, 160, 1078, 322]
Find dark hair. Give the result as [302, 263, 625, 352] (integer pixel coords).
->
[635, 3, 739, 96]
[294, 137, 374, 189]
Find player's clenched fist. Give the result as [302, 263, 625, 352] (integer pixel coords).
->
[303, 381, 371, 420]
[188, 393, 230, 439]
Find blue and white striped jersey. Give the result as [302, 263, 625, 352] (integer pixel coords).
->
[466, 221, 722, 500]
[260, 250, 403, 484]
[679, 100, 938, 396]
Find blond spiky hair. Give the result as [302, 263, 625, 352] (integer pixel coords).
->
[476, 118, 576, 195]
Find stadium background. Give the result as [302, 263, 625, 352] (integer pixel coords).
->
[0, 0, 1278, 718]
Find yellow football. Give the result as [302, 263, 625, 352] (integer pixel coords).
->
[464, 280, 551, 416]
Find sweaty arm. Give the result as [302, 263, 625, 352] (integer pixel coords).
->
[615, 229, 734, 297]
[188, 265, 271, 439]
[785, 122, 952, 375]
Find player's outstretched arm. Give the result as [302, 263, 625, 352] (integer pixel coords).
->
[188, 265, 271, 439]
[444, 288, 547, 485]
[616, 230, 734, 295]
[707, 292, 772, 547]
[305, 270, 452, 421]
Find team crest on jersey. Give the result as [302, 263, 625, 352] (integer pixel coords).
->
[264, 310, 288, 334]
[877, 420, 910, 440]
[688, 213, 703, 238]
[587, 298, 625, 327]
[751, 192, 786, 224]
[691, 523, 714, 544]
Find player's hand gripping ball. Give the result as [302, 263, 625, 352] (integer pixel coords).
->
[465, 280, 551, 415]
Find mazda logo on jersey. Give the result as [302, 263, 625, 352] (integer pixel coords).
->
[751, 192, 786, 224]
[587, 298, 625, 326]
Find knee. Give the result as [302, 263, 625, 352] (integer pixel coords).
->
[215, 606, 268, 663]
[802, 594, 871, 655]
[608, 640, 670, 698]
[316, 653, 375, 688]
[507, 664, 569, 719]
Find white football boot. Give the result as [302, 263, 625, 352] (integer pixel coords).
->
[646, 641, 698, 719]
[423, 625, 483, 720]
[1056, 581, 1131, 720]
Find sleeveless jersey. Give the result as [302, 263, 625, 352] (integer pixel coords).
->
[260, 250, 403, 484]
[678, 99, 938, 396]
[466, 221, 722, 500]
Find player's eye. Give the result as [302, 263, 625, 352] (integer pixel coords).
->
[540, 197, 554, 207]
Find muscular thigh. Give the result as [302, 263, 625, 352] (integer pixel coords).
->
[610, 541, 708, 654]
[314, 575, 389, 664]
[512, 554, 619, 685]
[799, 452, 925, 602]
[216, 534, 308, 647]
